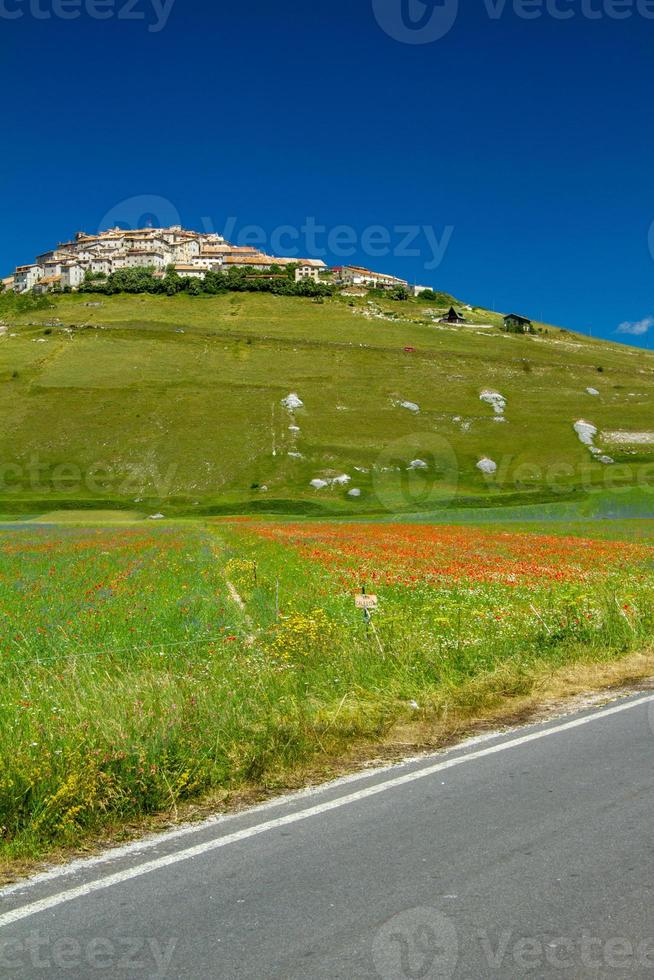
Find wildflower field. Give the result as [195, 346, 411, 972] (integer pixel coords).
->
[2, 518, 654, 866]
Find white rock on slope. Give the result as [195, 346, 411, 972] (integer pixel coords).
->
[480, 390, 506, 416]
[282, 393, 304, 411]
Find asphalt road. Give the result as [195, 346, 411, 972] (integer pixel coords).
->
[2, 691, 654, 979]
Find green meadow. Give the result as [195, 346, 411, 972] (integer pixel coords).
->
[1, 291, 653, 518]
[2, 516, 654, 868]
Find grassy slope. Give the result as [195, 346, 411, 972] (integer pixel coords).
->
[1, 291, 653, 517]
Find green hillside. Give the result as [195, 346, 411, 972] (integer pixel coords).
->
[1, 289, 653, 518]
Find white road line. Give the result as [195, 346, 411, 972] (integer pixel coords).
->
[1, 688, 615, 899]
[0, 751, 404, 899]
[1, 691, 652, 929]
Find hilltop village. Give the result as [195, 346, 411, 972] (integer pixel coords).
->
[3, 225, 414, 295]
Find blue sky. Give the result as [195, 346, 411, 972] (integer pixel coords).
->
[2, 0, 654, 344]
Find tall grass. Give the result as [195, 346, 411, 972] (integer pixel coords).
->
[1, 522, 654, 864]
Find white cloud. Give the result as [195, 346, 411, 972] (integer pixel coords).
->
[617, 316, 654, 336]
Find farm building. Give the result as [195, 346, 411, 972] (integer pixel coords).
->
[504, 313, 533, 333]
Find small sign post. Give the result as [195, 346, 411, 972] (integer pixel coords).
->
[355, 593, 378, 614]
[355, 587, 383, 653]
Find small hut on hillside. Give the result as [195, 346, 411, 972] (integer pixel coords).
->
[440, 306, 466, 324]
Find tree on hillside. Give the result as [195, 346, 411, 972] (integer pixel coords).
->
[162, 268, 183, 295]
[202, 270, 229, 294]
